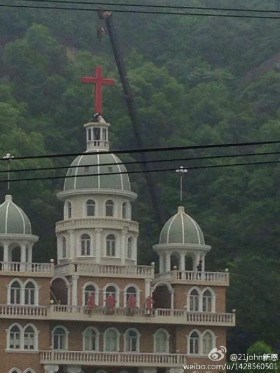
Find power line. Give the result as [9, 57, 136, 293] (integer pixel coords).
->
[2, 2, 280, 20]
[1, 140, 280, 162]
[0, 159, 278, 183]
[18, 0, 280, 14]
[0, 150, 279, 174]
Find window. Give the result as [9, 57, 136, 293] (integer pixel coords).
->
[104, 328, 119, 352]
[9, 369, 21, 373]
[106, 234, 116, 256]
[9, 325, 21, 349]
[86, 200, 95, 216]
[154, 329, 169, 353]
[126, 286, 137, 307]
[93, 128, 100, 140]
[127, 237, 133, 259]
[10, 280, 21, 304]
[24, 282, 35, 305]
[122, 202, 128, 219]
[83, 327, 98, 351]
[202, 290, 213, 312]
[62, 237, 67, 258]
[102, 128, 107, 141]
[53, 326, 67, 350]
[189, 331, 200, 354]
[84, 284, 97, 306]
[66, 201, 72, 218]
[189, 289, 199, 311]
[23, 326, 35, 350]
[81, 234, 91, 256]
[105, 285, 116, 300]
[125, 329, 139, 352]
[202, 331, 214, 355]
[105, 200, 114, 217]
[87, 128, 92, 141]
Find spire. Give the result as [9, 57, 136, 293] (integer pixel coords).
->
[175, 166, 188, 203]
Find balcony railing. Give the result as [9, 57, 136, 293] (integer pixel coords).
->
[48, 305, 235, 326]
[0, 303, 235, 326]
[40, 351, 188, 367]
[0, 261, 54, 276]
[0, 304, 48, 318]
[55, 262, 154, 278]
[154, 270, 229, 285]
[56, 218, 139, 233]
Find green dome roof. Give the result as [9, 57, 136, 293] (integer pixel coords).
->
[159, 206, 205, 245]
[63, 151, 131, 192]
[0, 195, 32, 235]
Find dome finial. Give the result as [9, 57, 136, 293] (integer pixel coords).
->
[175, 166, 188, 203]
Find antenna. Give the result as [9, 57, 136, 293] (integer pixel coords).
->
[3, 153, 14, 191]
[176, 166, 188, 202]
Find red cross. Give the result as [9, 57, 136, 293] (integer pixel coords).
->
[81, 65, 115, 114]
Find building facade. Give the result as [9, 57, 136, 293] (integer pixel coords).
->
[0, 74, 235, 373]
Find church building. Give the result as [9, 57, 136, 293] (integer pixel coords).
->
[0, 66, 235, 373]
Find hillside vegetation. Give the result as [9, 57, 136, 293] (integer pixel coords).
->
[0, 0, 279, 354]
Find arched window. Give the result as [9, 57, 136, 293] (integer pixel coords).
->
[127, 237, 133, 259]
[202, 331, 214, 355]
[84, 284, 97, 306]
[122, 202, 128, 219]
[125, 329, 139, 352]
[83, 327, 99, 351]
[66, 201, 72, 218]
[104, 328, 119, 352]
[23, 370, 36, 373]
[9, 324, 21, 349]
[9, 369, 21, 373]
[106, 234, 116, 256]
[23, 325, 36, 350]
[154, 329, 169, 353]
[105, 200, 114, 217]
[189, 289, 199, 311]
[24, 282, 36, 305]
[202, 290, 213, 312]
[62, 237, 67, 258]
[125, 286, 137, 307]
[81, 234, 91, 256]
[105, 285, 116, 299]
[86, 200, 95, 216]
[189, 331, 200, 354]
[10, 280, 21, 304]
[52, 326, 68, 350]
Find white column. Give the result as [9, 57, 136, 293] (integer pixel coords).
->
[145, 278, 151, 299]
[165, 253, 171, 272]
[69, 229, 75, 259]
[120, 228, 128, 265]
[180, 252, 186, 279]
[71, 274, 79, 306]
[21, 244, 26, 263]
[202, 254, 206, 272]
[66, 366, 83, 373]
[170, 289, 174, 309]
[3, 243, 9, 267]
[44, 365, 59, 373]
[168, 369, 184, 373]
[159, 254, 164, 273]
[95, 228, 102, 263]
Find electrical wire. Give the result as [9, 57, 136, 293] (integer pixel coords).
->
[1, 140, 280, 162]
[2, 2, 280, 20]
[0, 159, 278, 183]
[0, 150, 279, 174]
[16, 0, 280, 14]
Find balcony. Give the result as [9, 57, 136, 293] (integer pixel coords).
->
[0, 304, 235, 326]
[0, 304, 48, 319]
[56, 217, 139, 233]
[154, 270, 229, 286]
[55, 262, 154, 279]
[40, 351, 188, 367]
[48, 305, 235, 326]
[0, 261, 54, 277]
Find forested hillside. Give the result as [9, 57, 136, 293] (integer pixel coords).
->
[0, 0, 279, 355]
